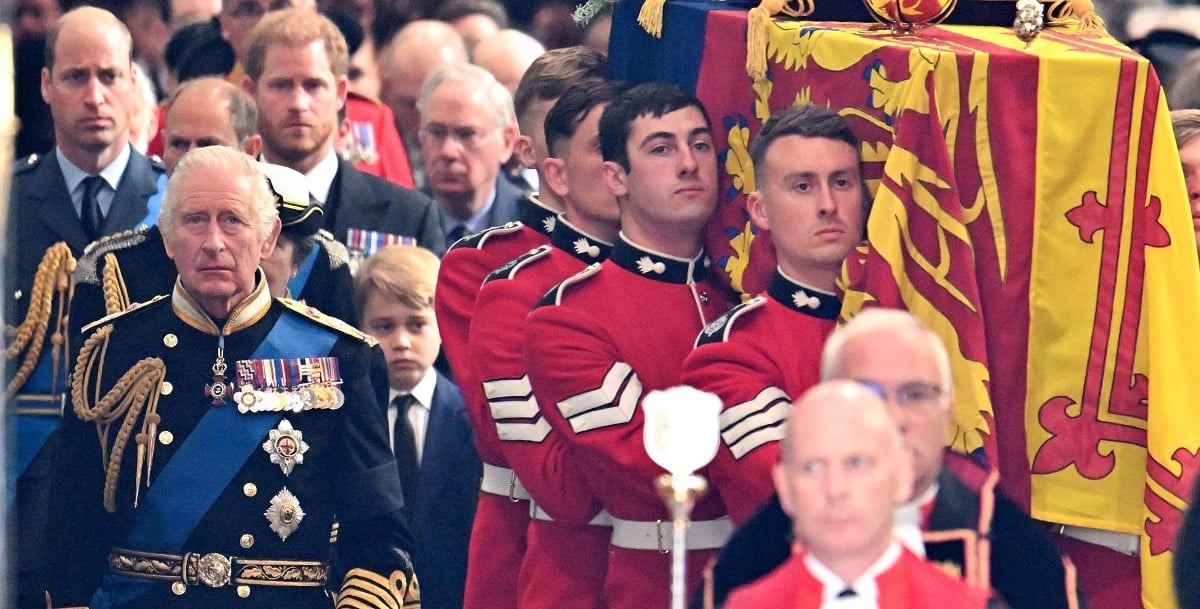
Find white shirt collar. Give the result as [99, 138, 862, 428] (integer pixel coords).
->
[893, 482, 938, 557]
[389, 366, 436, 410]
[803, 540, 902, 607]
[304, 150, 340, 205]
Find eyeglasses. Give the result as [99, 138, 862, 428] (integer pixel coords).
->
[854, 380, 944, 409]
[419, 123, 494, 152]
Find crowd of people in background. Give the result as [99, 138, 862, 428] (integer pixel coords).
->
[7, 0, 1200, 608]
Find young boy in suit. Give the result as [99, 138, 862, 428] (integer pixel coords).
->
[355, 244, 481, 609]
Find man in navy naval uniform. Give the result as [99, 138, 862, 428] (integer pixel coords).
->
[9, 9, 166, 607]
[43, 146, 419, 609]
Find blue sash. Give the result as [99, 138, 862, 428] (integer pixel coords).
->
[11, 349, 67, 482]
[135, 173, 167, 229]
[92, 312, 337, 608]
[287, 245, 320, 298]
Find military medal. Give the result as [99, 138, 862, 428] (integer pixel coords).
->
[234, 356, 345, 413]
[262, 419, 309, 476]
[205, 335, 231, 405]
[265, 487, 305, 540]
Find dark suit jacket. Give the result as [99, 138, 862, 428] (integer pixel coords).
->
[402, 371, 480, 609]
[8, 147, 164, 323]
[432, 173, 527, 241]
[702, 463, 1078, 609]
[325, 157, 445, 256]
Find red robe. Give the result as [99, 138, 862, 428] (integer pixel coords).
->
[343, 92, 415, 188]
[725, 546, 991, 609]
[680, 269, 840, 524]
[468, 218, 614, 609]
[433, 196, 556, 609]
[524, 235, 734, 609]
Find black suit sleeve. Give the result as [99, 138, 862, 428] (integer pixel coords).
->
[988, 491, 1080, 609]
[1176, 483, 1200, 609]
[694, 494, 792, 609]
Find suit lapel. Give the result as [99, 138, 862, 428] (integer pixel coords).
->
[330, 158, 383, 241]
[102, 150, 157, 232]
[31, 153, 90, 251]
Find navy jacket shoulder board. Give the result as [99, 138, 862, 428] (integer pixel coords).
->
[277, 297, 378, 347]
[76, 227, 154, 285]
[483, 245, 553, 286]
[80, 294, 168, 334]
[694, 295, 767, 347]
[315, 230, 350, 270]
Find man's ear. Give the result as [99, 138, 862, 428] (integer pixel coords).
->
[747, 190, 770, 232]
[260, 217, 282, 260]
[542, 157, 570, 201]
[514, 134, 536, 169]
[41, 67, 52, 104]
[602, 160, 629, 199]
[498, 119, 519, 165]
[242, 135, 264, 159]
[241, 75, 256, 95]
[772, 463, 794, 517]
[893, 450, 916, 505]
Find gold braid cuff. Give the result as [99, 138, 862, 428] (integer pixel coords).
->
[72, 325, 166, 512]
[6, 242, 75, 397]
[100, 252, 131, 316]
[336, 567, 421, 609]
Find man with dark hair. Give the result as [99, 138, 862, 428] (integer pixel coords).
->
[431, 49, 606, 609]
[680, 104, 868, 525]
[523, 81, 734, 609]
[10, 11, 167, 604]
[468, 80, 629, 609]
[242, 8, 444, 253]
[704, 309, 1080, 609]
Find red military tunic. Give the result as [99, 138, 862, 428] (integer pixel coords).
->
[524, 235, 735, 609]
[469, 218, 614, 609]
[433, 195, 556, 609]
[343, 92, 415, 189]
[725, 543, 992, 609]
[680, 268, 840, 525]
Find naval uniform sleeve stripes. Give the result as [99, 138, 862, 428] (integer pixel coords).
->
[720, 386, 791, 459]
[555, 362, 642, 433]
[483, 375, 552, 442]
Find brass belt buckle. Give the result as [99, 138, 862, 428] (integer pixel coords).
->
[196, 553, 232, 587]
[656, 519, 670, 554]
[507, 471, 521, 502]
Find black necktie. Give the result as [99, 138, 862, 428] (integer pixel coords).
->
[837, 588, 857, 598]
[447, 224, 468, 244]
[392, 395, 420, 515]
[81, 175, 105, 241]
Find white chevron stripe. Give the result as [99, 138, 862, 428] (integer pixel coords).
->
[556, 362, 642, 433]
[484, 375, 551, 442]
[720, 386, 791, 459]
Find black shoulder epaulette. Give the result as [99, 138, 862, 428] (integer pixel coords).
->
[483, 246, 552, 286]
[694, 295, 767, 347]
[277, 297, 379, 347]
[14, 153, 41, 175]
[449, 222, 525, 252]
[80, 294, 168, 334]
[315, 230, 350, 270]
[533, 262, 601, 310]
[75, 227, 154, 285]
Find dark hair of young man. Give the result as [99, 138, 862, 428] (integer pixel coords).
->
[544, 80, 631, 159]
[598, 81, 712, 173]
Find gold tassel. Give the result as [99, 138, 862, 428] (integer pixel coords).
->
[1051, 0, 1107, 33]
[638, 0, 668, 38]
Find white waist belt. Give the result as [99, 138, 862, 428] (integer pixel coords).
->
[609, 515, 732, 552]
[529, 503, 613, 526]
[480, 462, 531, 502]
[1053, 523, 1140, 556]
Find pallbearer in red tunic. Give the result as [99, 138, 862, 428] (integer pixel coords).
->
[469, 81, 630, 609]
[681, 104, 868, 525]
[524, 82, 735, 609]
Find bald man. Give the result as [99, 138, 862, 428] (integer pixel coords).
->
[472, 29, 545, 96]
[725, 381, 995, 609]
[378, 19, 468, 187]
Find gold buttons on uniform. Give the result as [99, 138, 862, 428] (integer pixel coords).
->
[164, 334, 178, 348]
[243, 483, 257, 497]
[240, 533, 255, 549]
[158, 431, 174, 445]
[237, 585, 251, 598]
[171, 581, 187, 596]
[161, 381, 173, 395]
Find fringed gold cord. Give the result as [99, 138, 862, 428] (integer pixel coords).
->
[6, 243, 75, 397]
[747, 0, 815, 85]
[72, 325, 166, 513]
[101, 252, 131, 315]
[638, 0, 668, 37]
